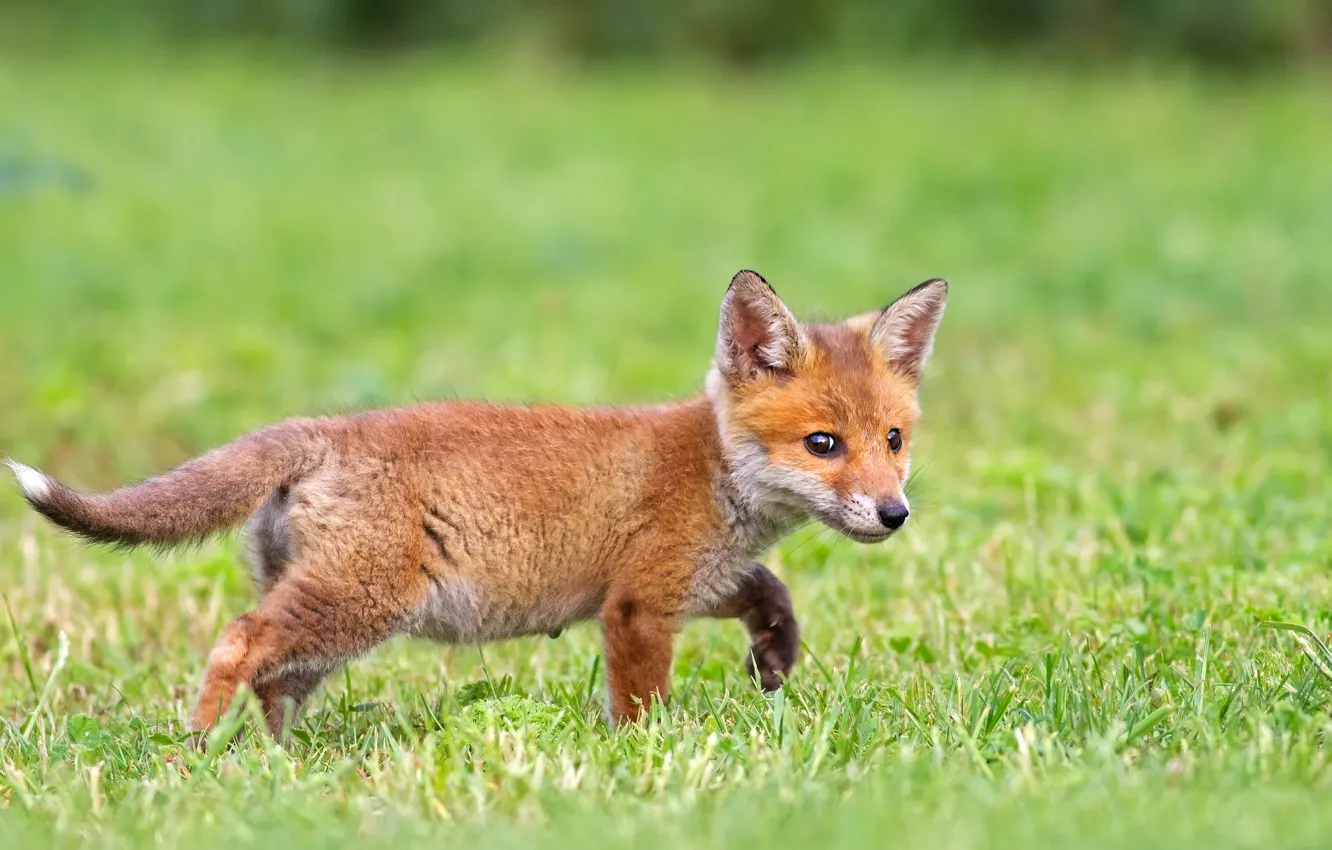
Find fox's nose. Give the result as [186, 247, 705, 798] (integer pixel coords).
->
[877, 501, 909, 530]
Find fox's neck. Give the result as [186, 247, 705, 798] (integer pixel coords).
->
[699, 374, 811, 556]
[716, 475, 808, 558]
[712, 450, 809, 556]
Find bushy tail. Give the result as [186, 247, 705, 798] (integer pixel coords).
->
[7, 421, 324, 547]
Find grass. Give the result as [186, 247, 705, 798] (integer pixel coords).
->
[2, 48, 1332, 847]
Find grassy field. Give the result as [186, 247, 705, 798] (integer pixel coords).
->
[2, 49, 1332, 847]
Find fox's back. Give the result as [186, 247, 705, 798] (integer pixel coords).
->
[265, 398, 726, 641]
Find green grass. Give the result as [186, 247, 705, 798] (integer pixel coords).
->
[2, 50, 1332, 848]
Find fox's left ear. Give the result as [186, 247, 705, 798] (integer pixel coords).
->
[861, 279, 948, 382]
[715, 270, 805, 383]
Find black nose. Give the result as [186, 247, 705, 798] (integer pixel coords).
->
[877, 501, 909, 530]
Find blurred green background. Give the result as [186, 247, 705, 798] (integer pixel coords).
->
[2, 3, 1332, 849]
[8, 0, 1332, 66]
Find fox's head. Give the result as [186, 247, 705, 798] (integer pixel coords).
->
[707, 270, 948, 543]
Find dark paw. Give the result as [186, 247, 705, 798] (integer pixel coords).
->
[745, 613, 800, 692]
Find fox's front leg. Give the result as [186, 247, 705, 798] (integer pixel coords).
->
[707, 563, 800, 691]
[600, 588, 681, 724]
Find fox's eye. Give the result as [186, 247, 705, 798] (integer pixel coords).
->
[804, 432, 838, 457]
[887, 428, 903, 453]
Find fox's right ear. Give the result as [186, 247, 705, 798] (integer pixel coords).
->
[715, 270, 804, 383]
[867, 278, 948, 382]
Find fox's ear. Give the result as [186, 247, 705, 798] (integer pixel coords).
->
[715, 270, 804, 382]
[865, 278, 948, 382]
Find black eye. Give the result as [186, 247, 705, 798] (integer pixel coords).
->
[887, 428, 903, 453]
[804, 432, 837, 457]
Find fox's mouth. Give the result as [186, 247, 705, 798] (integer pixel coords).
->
[809, 509, 897, 544]
[793, 506, 900, 546]
[840, 527, 896, 544]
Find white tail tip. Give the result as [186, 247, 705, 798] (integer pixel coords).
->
[6, 459, 52, 501]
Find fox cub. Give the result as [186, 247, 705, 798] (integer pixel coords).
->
[8, 270, 947, 736]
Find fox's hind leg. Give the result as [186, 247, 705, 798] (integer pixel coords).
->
[704, 563, 800, 692]
[192, 466, 430, 741]
[190, 554, 425, 739]
[254, 668, 324, 738]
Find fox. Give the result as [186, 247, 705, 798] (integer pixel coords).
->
[6, 270, 947, 738]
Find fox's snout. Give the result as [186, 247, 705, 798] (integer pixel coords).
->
[831, 490, 909, 541]
[876, 500, 909, 531]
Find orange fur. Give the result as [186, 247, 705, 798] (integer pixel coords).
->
[10, 270, 948, 736]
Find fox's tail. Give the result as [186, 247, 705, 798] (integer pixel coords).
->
[6, 421, 324, 547]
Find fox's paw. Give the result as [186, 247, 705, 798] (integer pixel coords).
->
[745, 616, 799, 691]
[740, 565, 800, 691]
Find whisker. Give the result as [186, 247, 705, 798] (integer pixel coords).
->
[782, 524, 839, 563]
